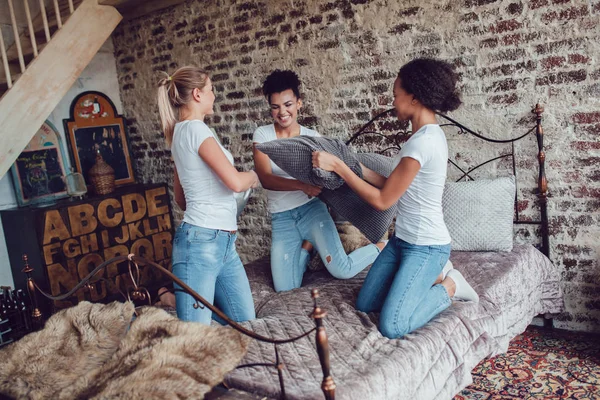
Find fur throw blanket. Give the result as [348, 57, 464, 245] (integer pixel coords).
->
[0, 301, 248, 399]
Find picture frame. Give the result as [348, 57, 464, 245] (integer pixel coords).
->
[63, 91, 135, 188]
[10, 120, 70, 207]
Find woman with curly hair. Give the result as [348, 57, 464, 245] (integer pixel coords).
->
[253, 69, 387, 293]
[313, 58, 478, 339]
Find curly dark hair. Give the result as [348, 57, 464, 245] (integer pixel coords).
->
[262, 69, 301, 101]
[398, 58, 461, 113]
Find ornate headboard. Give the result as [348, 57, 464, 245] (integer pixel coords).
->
[345, 104, 549, 258]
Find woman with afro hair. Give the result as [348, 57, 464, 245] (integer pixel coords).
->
[253, 70, 387, 293]
[312, 58, 479, 339]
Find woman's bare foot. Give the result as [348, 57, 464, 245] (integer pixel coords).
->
[445, 269, 479, 302]
[301, 240, 313, 252]
[434, 260, 454, 286]
[157, 287, 176, 308]
[375, 240, 388, 252]
[441, 276, 456, 297]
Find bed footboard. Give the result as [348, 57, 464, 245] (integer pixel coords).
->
[22, 253, 336, 400]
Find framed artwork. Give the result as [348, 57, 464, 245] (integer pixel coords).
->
[10, 121, 70, 207]
[64, 91, 135, 188]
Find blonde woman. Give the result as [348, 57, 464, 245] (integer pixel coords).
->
[157, 66, 259, 324]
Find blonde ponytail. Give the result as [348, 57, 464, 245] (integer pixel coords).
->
[156, 67, 210, 147]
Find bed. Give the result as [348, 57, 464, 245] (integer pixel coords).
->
[223, 104, 564, 399]
[2, 105, 563, 400]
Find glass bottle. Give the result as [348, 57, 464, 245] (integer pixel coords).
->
[65, 167, 87, 198]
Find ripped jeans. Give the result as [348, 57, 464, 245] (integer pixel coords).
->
[270, 198, 380, 292]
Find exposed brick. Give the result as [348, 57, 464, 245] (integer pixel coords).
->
[342, 8, 355, 18]
[489, 93, 519, 104]
[576, 156, 600, 166]
[480, 38, 498, 48]
[536, 70, 587, 86]
[488, 48, 527, 63]
[389, 23, 412, 35]
[295, 58, 310, 67]
[212, 73, 229, 82]
[568, 54, 590, 64]
[317, 40, 340, 50]
[461, 12, 479, 22]
[465, 0, 499, 6]
[309, 15, 323, 24]
[265, 39, 279, 48]
[372, 83, 388, 94]
[535, 38, 584, 55]
[151, 26, 165, 36]
[289, 9, 304, 18]
[319, 2, 337, 12]
[571, 141, 600, 151]
[226, 91, 246, 100]
[572, 112, 600, 124]
[399, 7, 420, 16]
[234, 13, 249, 24]
[501, 32, 539, 45]
[486, 78, 519, 92]
[507, 2, 523, 14]
[581, 124, 600, 135]
[233, 24, 252, 34]
[541, 55, 566, 70]
[174, 21, 188, 30]
[489, 19, 523, 34]
[269, 14, 286, 25]
[296, 20, 308, 30]
[373, 70, 395, 81]
[542, 5, 589, 23]
[119, 56, 135, 64]
[255, 29, 276, 39]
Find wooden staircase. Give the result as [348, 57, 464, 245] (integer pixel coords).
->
[0, 0, 192, 180]
[0, 0, 122, 179]
[0, 0, 86, 93]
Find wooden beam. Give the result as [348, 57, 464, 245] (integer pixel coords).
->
[99, 0, 188, 20]
[0, 0, 122, 179]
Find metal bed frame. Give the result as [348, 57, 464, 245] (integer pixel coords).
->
[20, 104, 549, 399]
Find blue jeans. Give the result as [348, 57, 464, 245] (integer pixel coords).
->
[172, 222, 255, 325]
[270, 198, 380, 292]
[356, 235, 451, 339]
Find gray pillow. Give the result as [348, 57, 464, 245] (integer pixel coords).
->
[256, 137, 396, 243]
[256, 136, 362, 190]
[442, 176, 515, 251]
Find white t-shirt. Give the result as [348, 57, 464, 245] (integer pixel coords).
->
[393, 124, 451, 246]
[253, 124, 320, 213]
[171, 120, 237, 231]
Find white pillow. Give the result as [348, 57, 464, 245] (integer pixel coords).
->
[442, 176, 515, 251]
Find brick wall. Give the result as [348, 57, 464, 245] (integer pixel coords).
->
[111, 0, 600, 332]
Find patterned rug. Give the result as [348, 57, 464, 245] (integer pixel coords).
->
[456, 326, 600, 399]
